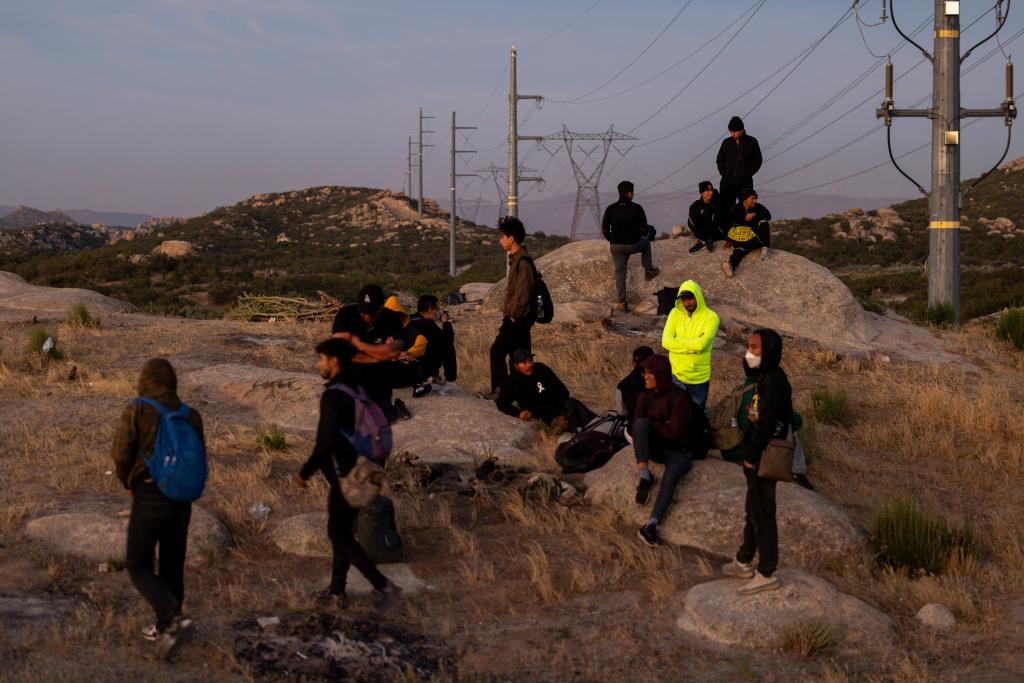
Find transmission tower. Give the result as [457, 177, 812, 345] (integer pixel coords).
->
[543, 126, 637, 240]
[474, 162, 540, 224]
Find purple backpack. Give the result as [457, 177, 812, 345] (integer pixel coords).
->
[328, 382, 393, 464]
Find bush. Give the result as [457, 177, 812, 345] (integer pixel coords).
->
[27, 328, 63, 359]
[779, 620, 838, 657]
[65, 302, 100, 329]
[811, 387, 850, 427]
[995, 307, 1024, 350]
[912, 302, 956, 326]
[798, 415, 819, 464]
[858, 297, 885, 314]
[870, 499, 976, 575]
[256, 424, 287, 451]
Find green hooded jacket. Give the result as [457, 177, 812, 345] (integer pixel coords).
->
[660, 279, 720, 385]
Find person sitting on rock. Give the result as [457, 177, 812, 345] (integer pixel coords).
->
[686, 181, 722, 254]
[721, 328, 792, 595]
[496, 348, 595, 433]
[661, 279, 719, 411]
[633, 353, 699, 546]
[331, 284, 410, 422]
[402, 294, 457, 395]
[601, 180, 660, 312]
[722, 188, 771, 278]
[110, 358, 204, 658]
[615, 345, 655, 420]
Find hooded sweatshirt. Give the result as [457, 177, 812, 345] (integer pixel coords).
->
[715, 133, 762, 185]
[744, 328, 793, 465]
[496, 361, 570, 422]
[634, 354, 694, 446]
[661, 280, 720, 385]
[687, 190, 722, 240]
[601, 195, 649, 245]
[110, 359, 205, 490]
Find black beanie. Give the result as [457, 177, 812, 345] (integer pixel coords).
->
[698, 181, 713, 193]
[728, 116, 744, 132]
[738, 187, 757, 202]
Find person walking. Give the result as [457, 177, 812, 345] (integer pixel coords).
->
[602, 181, 660, 312]
[716, 116, 762, 210]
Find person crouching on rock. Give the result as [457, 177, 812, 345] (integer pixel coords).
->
[496, 348, 595, 433]
[721, 329, 792, 595]
[721, 188, 771, 278]
[686, 181, 723, 254]
[296, 338, 401, 609]
[633, 354, 699, 546]
[110, 358, 204, 659]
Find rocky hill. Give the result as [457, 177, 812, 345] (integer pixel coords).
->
[0, 186, 568, 316]
[0, 206, 75, 230]
[0, 222, 115, 254]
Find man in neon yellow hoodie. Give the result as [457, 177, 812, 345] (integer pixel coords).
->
[661, 279, 719, 410]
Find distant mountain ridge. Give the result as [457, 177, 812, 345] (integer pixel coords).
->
[0, 205, 153, 228]
[0, 206, 75, 230]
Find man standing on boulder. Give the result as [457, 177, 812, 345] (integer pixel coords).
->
[716, 116, 762, 210]
[661, 279, 719, 410]
[601, 181, 660, 312]
[686, 181, 722, 254]
[488, 216, 536, 396]
[111, 358, 204, 659]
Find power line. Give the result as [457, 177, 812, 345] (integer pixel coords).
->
[520, 0, 603, 50]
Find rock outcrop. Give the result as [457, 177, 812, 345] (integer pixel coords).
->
[152, 240, 197, 258]
[0, 271, 132, 319]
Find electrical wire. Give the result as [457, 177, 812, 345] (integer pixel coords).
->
[520, 0, 603, 50]
[854, 0, 886, 28]
[887, 124, 927, 194]
[467, 63, 509, 123]
[855, 1, 889, 58]
[963, 126, 1013, 196]
[963, 0, 1011, 61]
[890, 0, 932, 60]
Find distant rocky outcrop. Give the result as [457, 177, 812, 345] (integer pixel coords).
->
[0, 223, 112, 253]
[152, 239, 198, 258]
[0, 271, 132, 320]
[0, 206, 75, 230]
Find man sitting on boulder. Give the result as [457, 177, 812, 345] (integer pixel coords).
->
[601, 180, 660, 312]
[496, 348, 595, 433]
[661, 279, 719, 410]
[633, 353, 699, 546]
[614, 345, 654, 420]
[403, 294, 457, 393]
[722, 188, 771, 278]
[686, 181, 722, 254]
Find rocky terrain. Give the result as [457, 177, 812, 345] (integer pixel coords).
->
[0, 205, 75, 229]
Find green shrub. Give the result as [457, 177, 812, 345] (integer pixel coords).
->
[256, 424, 287, 451]
[779, 620, 838, 657]
[911, 302, 956, 326]
[858, 297, 885, 314]
[995, 308, 1024, 350]
[870, 499, 976, 575]
[65, 302, 100, 329]
[27, 328, 63, 359]
[811, 387, 850, 427]
[798, 415, 819, 464]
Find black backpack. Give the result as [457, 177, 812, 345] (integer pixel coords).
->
[520, 256, 555, 324]
[356, 495, 404, 564]
[554, 413, 629, 473]
[656, 287, 677, 315]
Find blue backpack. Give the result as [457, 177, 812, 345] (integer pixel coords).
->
[134, 397, 208, 502]
[327, 383, 393, 464]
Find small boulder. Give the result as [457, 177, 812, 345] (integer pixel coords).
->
[152, 240, 197, 259]
[916, 603, 956, 630]
[677, 569, 897, 656]
[458, 282, 493, 302]
[993, 217, 1016, 231]
[552, 300, 613, 324]
[273, 512, 330, 557]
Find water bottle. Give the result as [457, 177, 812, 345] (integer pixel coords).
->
[730, 417, 738, 428]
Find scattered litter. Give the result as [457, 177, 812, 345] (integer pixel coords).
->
[295, 651, 308, 660]
[41, 337, 54, 354]
[104, 470, 112, 476]
[248, 501, 272, 521]
[257, 616, 281, 630]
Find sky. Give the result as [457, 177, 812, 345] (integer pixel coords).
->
[2, 0, 1023, 217]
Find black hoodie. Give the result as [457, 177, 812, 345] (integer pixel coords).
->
[688, 190, 723, 240]
[744, 329, 793, 465]
[602, 196, 649, 245]
[496, 362, 571, 422]
[299, 368, 361, 482]
[716, 133, 763, 185]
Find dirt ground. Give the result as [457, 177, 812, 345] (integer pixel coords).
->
[1, 304, 1023, 682]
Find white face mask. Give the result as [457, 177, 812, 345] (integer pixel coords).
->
[745, 350, 761, 368]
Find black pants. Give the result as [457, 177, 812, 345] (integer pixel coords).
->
[719, 178, 753, 214]
[690, 221, 721, 244]
[327, 485, 388, 594]
[736, 467, 779, 577]
[632, 418, 693, 524]
[489, 316, 534, 392]
[728, 236, 766, 272]
[125, 483, 191, 631]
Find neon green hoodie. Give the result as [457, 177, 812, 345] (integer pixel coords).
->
[661, 279, 720, 384]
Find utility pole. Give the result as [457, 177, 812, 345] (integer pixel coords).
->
[879, 0, 1015, 323]
[418, 107, 435, 219]
[406, 136, 414, 200]
[450, 111, 477, 277]
[507, 46, 544, 219]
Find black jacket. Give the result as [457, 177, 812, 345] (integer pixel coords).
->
[331, 304, 406, 347]
[299, 370, 361, 482]
[726, 202, 771, 247]
[405, 314, 457, 381]
[616, 366, 646, 419]
[716, 134, 762, 185]
[688, 191, 723, 240]
[602, 198, 649, 245]
[497, 362, 570, 422]
[744, 329, 793, 465]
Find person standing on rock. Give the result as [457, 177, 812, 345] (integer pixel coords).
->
[601, 181, 660, 312]
[686, 181, 722, 254]
[296, 338, 401, 609]
[496, 348, 596, 433]
[488, 217, 536, 396]
[661, 279, 719, 410]
[722, 329, 792, 595]
[721, 189, 771, 279]
[110, 358, 203, 659]
[632, 354, 698, 546]
[716, 116, 762, 211]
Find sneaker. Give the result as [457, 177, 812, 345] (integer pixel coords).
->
[635, 476, 655, 505]
[705, 240, 716, 253]
[637, 523, 659, 546]
[721, 558, 755, 579]
[644, 267, 660, 281]
[688, 241, 705, 254]
[791, 473, 815, 491]
[393, 398, 412, 421]
[155, 616, 194, 661]
[761, 247, 770, 261]
[141, 624, 158, 642]
[373, 582, 403, 609]
[737, 572, 781, 595]
[412, 382, 432, 398]
[721, 261, 734, 278]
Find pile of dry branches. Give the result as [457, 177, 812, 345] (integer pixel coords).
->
[226, 291, 342, 322]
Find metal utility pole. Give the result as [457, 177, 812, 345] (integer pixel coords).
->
[879, 0, 1015, 323]
[450, 111, 477, 276]
[418, 107, 435, 219]
[406, 135, 414, 199]
[507, 46, 544, 219]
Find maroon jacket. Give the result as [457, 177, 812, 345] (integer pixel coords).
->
[633, 354, 694, 447]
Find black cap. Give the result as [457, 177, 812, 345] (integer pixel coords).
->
[728, 116, 745, 132]
[617, 180, 634, 196]
[510, 348, 534, 365]
[357, 284, 385, 314]
[698, 181, 713, 193]
[678, 290, 696, 300]
[738, 187, 758, 202]
[632, 345, 654, 364]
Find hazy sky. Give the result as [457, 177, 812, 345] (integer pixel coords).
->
[2, 0, 1022, 216]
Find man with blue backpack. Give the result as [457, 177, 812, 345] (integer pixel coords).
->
[296, 338, 401, 609]
[110, 358, 207, 660]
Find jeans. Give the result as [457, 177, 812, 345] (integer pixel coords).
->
[609, 238, 654, 303]
[327, 485, 388, 594]
[125, 483, 191, 631]
[736, 467, 779, 577]
[632, 418, 693, 525]
[671, 377, 709, 411]
[489, 316, 534, 392]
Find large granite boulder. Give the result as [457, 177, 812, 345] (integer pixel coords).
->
[0, 271, 132, 319]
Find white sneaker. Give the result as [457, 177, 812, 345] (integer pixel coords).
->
[721, 559, 755, 579]
[155, 616, 194, 660]
[737, 572, 780, 595]
[141, 624, 158, 642]
[761, 247, 770, 261]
